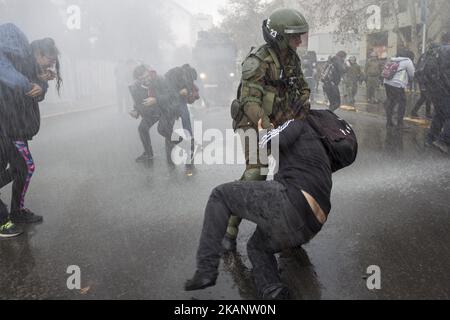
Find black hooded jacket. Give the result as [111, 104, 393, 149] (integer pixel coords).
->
[0, 23, 48, 141]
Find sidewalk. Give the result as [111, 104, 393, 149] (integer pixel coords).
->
[313, 86, 432, 129]
[40, 95, 115, 118]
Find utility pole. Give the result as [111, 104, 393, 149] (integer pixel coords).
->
[421, 0, 428, 54]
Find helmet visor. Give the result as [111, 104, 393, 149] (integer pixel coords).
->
[287, 32, 309, 49]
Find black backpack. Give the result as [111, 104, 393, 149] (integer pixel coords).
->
[306, 110, 358, 173]
[320, 62, 335, 84]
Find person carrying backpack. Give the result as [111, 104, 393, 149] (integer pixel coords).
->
[164, 64, 200, 175]
[0, 24, 61, 238]
[423, 33, 450, 154]
[185, 99, 357, 300]
[382, 48, 415, 129]
[321, 51, 347, 111]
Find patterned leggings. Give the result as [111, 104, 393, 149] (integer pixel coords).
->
[0, 139, 35, 211]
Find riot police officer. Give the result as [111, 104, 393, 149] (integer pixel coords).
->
[226, 8, 311, 251]
[343, 56, 363, 107]
[365, 52, 382, 104]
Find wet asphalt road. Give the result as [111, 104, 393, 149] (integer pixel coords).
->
[0, 105, 449, 300]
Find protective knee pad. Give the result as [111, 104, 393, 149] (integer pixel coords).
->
[241, 168, 267, 182]
[226, 215, 242, 238]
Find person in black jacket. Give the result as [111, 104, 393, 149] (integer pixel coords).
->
[130, 65, 186, 166]
[0, 24, 61, 237]
[185, 103, 333, 300]
[322, 51, 347, 111]
[164, 64, 200, 175]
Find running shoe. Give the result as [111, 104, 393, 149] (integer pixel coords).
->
[0, 221, 23, 238]
[10, 208, 43, 224]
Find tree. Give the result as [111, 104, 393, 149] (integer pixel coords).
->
[219, 0, 449, 59]
[218, 0, 269, 56]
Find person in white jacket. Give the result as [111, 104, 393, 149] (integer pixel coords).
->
[383, 49, 415, 128]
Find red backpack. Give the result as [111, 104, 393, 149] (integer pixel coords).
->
[382, 60, 400, 80]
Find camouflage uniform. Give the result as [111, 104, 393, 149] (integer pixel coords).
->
[343, 59, 363, 106]
[226, 11, 311, 244]
[365, 56, 382, 103]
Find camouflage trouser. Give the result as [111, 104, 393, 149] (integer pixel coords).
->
[366, 76, 379, 102]
[226, 127, 268, 239]
[344, 81, 358, 106]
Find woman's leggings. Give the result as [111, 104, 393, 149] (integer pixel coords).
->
[0, 140, 35, 212]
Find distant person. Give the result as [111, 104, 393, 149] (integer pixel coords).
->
[0, 23, 61, 238]
[365, 51, 382, 104]
[422, 33, 450, 154]
[302, 51, 317, 102]
[129, 65, 188, 167]
[382, 48, 415, 129]
[343, 56, 363, 107]
[321, 51, 347, 111]
[129, 65, 163, 163]
[411, 47, 434, 120]
[164, 64, 200, 176]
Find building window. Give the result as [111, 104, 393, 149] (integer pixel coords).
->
[398, 0, 408, 13]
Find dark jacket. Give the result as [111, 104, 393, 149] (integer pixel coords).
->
[330, 56, 347, 85]
[129, 75, 179, 138]
[260, 119, 333, 230]
[164, 65, 197, 105]
[0, 23, 48, 140]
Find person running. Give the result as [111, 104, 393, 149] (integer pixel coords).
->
[383, 48, 415, 129]
[0, 23, 61, 237]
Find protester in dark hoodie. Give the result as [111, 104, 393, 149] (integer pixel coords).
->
[185, 103, 332, 300]
[321, 51, 347, 111]
[0, 23, 61, 238]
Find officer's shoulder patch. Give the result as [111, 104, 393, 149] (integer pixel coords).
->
[254, 45, 272, 61]
[242, 56, 264, 80]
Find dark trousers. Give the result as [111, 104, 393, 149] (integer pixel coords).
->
[344, 81, 358, 106]
[323, 82, 341, 111]
[178, 103, 195, 166]
[196, 180, 316, 295]
[138, 115, 160, 157]
[384, 84, 407, 125]
[428, 94, 450, 145]
[411, 91, 432, 116]
[0, 138, 33, 221]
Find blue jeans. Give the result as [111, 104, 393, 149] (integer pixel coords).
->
[428, 94, 450, 145]
[178, 103, 193, 138]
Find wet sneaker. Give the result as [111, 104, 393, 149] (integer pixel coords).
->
[0, 221, 23, 238]
[10, 209, 43, 224]
[185, 271, 217, 291]
[433, 141, 449, 154]
[185, 164, 195, 177]
[261, 284, 290, 300]
[136, 153, 154, 163]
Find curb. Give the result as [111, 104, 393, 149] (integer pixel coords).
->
[315, 100, 431, 129]
[42, 104, 114, 119]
